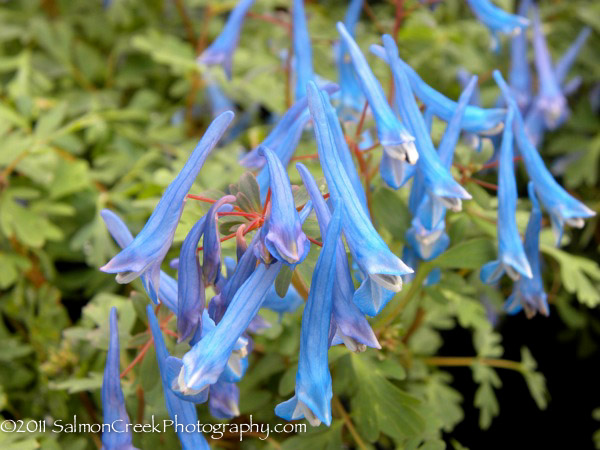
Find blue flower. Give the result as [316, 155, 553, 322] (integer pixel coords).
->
[466, 0, 529, 51]
[481, 105, 533, 283]
[204, 74, 235, 118]
[209, 379, 240, 419]
[100, 209, 178, 314]
[101, 308, 137, 450]
[293, 0, 314, 99]
[370, 44, 506, 136]
[307, 81, 412, 314]
[554, 27, 591, 86]
[336, 22, 418, 164]
[100, 112, 234, 302]
[509, 0, 532, 111]
[240, 84, 339, 170]
[257, 146, 310, 266]
[505, 183, 549, 318]
[383, 35, 471, 211]
[297, 163, 380, 350]
[174, 262, 282, 396]
[197, 0, 255, 79]
[262, 284, 304, 318]
[275, 207, 342, 426]
[532, 6, 566, 129]
[146, 306, 210, 450]
[494, 70, 595, 243]
[336, 0, 365, 120]
[203, 195, 237, 285]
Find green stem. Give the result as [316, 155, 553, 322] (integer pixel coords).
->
[424, 356, 524, 372]
[333, 396, 367, 450]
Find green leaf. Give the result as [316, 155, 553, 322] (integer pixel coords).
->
[238, 171, 261, 212]
[280, 421, 343, 450]
[520, 347, 549, 410]
[275, 266, 294, 298]
[432, 238, 495, 270]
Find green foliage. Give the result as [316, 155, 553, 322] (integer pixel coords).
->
[0, 0, 598, 448]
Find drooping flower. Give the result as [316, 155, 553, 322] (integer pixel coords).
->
[275, 207, 342, 427]
[293, 0, 314, 99]
[204, 74, 235, 118]
[383, 35, 471, 212]
[336, 22, 418, 164]
[203, 195, 237, 285]
[509, 0, 532, 111]
[174, 262, 282, 397]
[197, 0, 255, 79]
[239, 84, 338, 170]
[257, 146, 310, 266]
[100, 112, 234, 302]
[370, 44, 506, 135]
[297, 163, 380, 350]
[209, 379, 240, 419]
[554, 27, 591, 86]
[101, 308, 137, 450]
[336, 0, 365, 120]
[466, 0, 529, 51]
[307, 80, 413, 314]
[505, 183, 549, 318]
[100, 209, 177, 313]
[532, 6, 566, 129]
[494, 70, 595, 243]
[146, 306, 210, 450]
[261, 284, 304, 319]
[481, 105, 533, 284]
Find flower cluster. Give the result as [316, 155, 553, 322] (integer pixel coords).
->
[98, 1, 594, 448]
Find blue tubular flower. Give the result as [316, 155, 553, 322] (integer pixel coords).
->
[240, 84, 338, 169]
[307, 81, 412, 309]
[336, 22, 418, 164]
[505, 183, 549, 318]
[146, 306, 209, 450]
[275, 207, 342, 427]
[466, 0, 529, 51]
[258, 146, 310, 266]
[370, 45, 505, 135]
[256, 114, 309, 203]
[383, 35, 471, 211]
[100, 209, 178, 313]
[293, 0, 314, 99]
[205, 76, 235, 118]
[209, 379, 240, 419]
[297, 163, 379, 350]
[480, 105, 532, 284]
[100, 112, 234, 301]
[175, 262, 282, 396]
[177, 217, 207, 342]
[494, 70, 595, 243]
[509, 0, 532, 111]
[532, 7, 566, 129]
[102, 308, 137, 450]
[554, 27, 591, 85]
[203, 195, 237, 285]
[262, 284, 304, 318]
[336, 0, 365, 120]
[197, 0, 255, 79]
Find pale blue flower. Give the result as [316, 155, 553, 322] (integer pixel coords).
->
[293, 0, 314, 99]
[466, 0, 529, 51]
[509, 0, 532, 111]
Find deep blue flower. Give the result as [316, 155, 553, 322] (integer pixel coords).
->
[505, 183, 549, 318]
[370, 44, 506, 136]
[257, 146, 310, 266]
[554, 27, 591, 86]
[293, 0, 314, 99]
[307, 81, 412, 314]
[336, 22, 418, 164]
[532, 6, 566, 129]
[102, 308, 137, 450]
[203, 195, 237, 285]
[100, 112, 234, 302]
[481, 105, 532, 283]
[174, 262, 282, 397]
[146, 306, 210, 450]
[209, 379, 240, 419]
[466, 0, 529, 51]
[240, 84, 338, 170]
[494, 70, 595, 243]
[297, 163, 380, 350]
[100, 209, 178, 314]
[197, 0, 255, 79]
[509, 0, 532, 111]
[383, 35, 471, 212]
[262, 284, 304, 319]
[275, 207, 342, 426]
